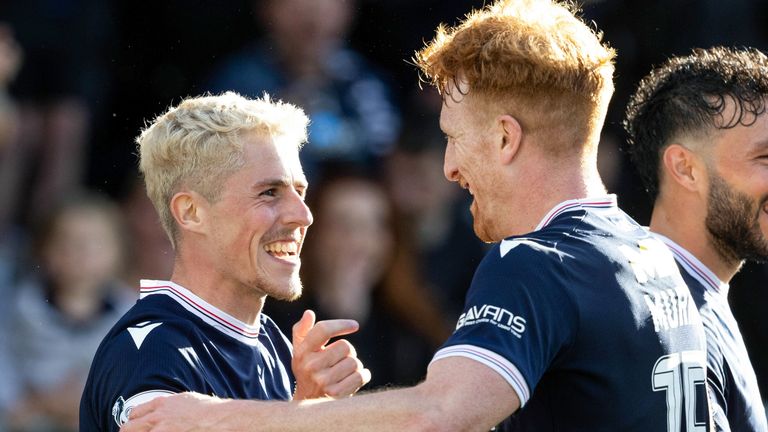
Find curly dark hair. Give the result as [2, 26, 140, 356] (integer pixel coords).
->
[623, 46, 768, 200]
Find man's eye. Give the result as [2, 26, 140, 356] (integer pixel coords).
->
[261, 188, 277, 197]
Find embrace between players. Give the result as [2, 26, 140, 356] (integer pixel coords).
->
[80, 0, 768, 430]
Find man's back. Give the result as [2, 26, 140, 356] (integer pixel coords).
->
[434, 197, 710, 431]
[657, 235, 767, 432]
[80, 280, 295, 431]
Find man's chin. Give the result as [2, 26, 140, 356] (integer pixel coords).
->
[473, 222, 495, 243]
[271, 280, 303, 302]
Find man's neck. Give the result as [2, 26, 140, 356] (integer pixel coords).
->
[514, 162, 607, 235]
[170, 263, 266, 326]
[649, 205, 739, 283]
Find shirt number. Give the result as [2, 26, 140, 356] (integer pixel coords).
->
[652, 350, 707, 432]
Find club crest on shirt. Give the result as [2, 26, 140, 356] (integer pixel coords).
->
[112, 396, 127, 426]
[112, 389, 175, 427]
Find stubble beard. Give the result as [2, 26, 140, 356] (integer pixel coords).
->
[471, 199, 494, 243]
[259, 272, 304, 302]
[244, 251, 304, 302]
[705, 173, 768, 266]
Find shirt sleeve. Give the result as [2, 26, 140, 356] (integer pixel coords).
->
[80, 320, 209, 431]
[431, 243, 579, 407]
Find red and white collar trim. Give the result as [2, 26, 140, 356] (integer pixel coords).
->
[652, 234, 728, 295]
[535, 195, 618, 231]
[139, 279, 264, 346]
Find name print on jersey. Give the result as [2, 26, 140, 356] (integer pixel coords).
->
[456, 304, 527, 338]
[619, 237, 698, 334]
[643, 287, 695, 332]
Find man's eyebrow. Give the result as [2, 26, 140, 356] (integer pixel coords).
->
[251, 178, 308, 189]
[251, 178, 290, 189]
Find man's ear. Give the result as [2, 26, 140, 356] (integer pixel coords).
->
[170, 191, 208, 235]
[498, 114, 522, 165]
[661, 144, 705, 192]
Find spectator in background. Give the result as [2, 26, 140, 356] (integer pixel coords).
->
[0, 24, 22, 431]
[0, 21, 22, 277]
[386, 89, 487, 320]
[1, 191, 133, 432]
[0, 0, 115, 226]
[267, 169, 447, 387]
[0, 23, 19, 156]
[206, 0, 401, 183]
[119, 176, 174, 287]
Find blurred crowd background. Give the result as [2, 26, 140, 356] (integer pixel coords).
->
[0, 0, 767, 430]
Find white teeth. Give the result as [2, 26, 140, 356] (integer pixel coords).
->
[264, 241, 298, 255]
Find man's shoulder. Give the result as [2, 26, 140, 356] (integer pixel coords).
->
[485, 229, 596, 281]
[497, 207, 638, 262]
[82, 300, 212, 431]
[470, 211, 663, 304]
[92, 299, 205, 369]
[468, 237, 581, 313]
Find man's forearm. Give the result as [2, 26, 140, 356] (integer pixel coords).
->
[231, 385, 441, 431]
[123, 358, 516, 432]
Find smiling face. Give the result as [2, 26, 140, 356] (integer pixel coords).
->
[440, 93, 507, 243]
[204, 131, 313, 301]
[704, 110, 768, 264]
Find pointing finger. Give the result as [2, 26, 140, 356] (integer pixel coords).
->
[294, 319, 359, 357]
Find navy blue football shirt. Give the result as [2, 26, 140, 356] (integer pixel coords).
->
[80, 280, 294, 431]
[432, 196, 710, 431]
[656, 234, 767, 432]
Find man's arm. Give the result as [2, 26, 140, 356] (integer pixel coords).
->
[123, 356, 520, 431]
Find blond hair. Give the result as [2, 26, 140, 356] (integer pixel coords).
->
[137, 92, 309, 249]
[415, 0, 615, 152]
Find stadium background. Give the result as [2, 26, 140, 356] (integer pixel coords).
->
[1, 0, 767, 429]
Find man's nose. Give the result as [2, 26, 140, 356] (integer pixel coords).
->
[443, 145, 459, 182]
[285, 191, 313, 228]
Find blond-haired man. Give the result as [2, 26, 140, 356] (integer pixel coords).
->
[80, 92, 370, 431]
[122, 2, 710, 430]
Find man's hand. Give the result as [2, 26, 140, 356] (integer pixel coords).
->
[291, 310, 371, 399]
[121, 393, 236, 432]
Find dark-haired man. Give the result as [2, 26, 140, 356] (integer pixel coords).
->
[624, 46, 768, 431]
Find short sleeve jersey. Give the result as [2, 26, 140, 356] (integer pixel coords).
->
[80, 280, 294, 431]
[656, 234, 768, 432]
[432, 196, 710, 431]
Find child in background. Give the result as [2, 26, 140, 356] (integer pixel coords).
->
[2, 191, 133, 432]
